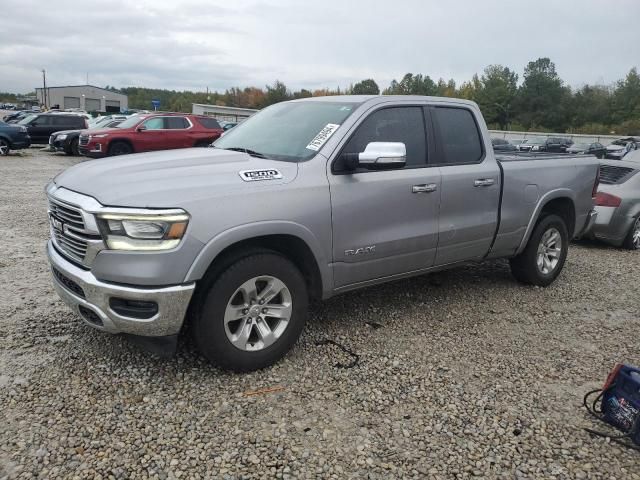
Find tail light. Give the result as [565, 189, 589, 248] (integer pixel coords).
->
[595, 191, 621, 207]
[592, 168, 600, 198]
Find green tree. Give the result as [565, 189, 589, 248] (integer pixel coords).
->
[476, 65, 518, 129]
[612, 67, 640, 124]
[515, 57, 571, 131]
[351, 79, 380, 95]
[261, 80, 290, 107]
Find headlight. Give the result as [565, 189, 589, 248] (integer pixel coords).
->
[96, 211, 189, 251]
[91, 133, 109, 139]
[56, 134, 67, 140]
[532, 146, 539, 151]
[19, 126, 27, 133]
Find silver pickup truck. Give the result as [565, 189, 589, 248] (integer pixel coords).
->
[46, 96, 599, 371]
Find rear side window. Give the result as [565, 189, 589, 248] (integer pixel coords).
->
[197, 117, 222, 129]
[432, 107, 483, 165]
[340, 107, 427, 170]
[166, 117, 189, 129]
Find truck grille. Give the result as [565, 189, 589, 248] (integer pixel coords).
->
[48, 198, 85, 230]
[79, 135, 89, 146]
[48, 198, 89, 262]
[599, 165, 637, 185]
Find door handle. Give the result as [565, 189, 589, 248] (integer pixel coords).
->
[412, 183, 437, 194]
[474, 178, 495, 187]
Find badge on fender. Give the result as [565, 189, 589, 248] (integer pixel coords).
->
[239, 169, 283, 182]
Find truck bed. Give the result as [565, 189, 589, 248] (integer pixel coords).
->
[488, 152, 600, 259]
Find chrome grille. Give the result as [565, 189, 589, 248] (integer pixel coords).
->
[48, 198, 85, 230]
[79, 135, 89, 146]
[48, 198, 89, 262]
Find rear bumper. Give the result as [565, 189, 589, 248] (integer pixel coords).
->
[585, 206, 635, 246]
[576, 209, 598, 238]
[47, 240, 195, 336]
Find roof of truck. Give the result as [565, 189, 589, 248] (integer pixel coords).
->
[289, 95, 478, 108]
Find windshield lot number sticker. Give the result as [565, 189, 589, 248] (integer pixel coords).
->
[306, 123, 340, 151]
[239, 169, 283, 182]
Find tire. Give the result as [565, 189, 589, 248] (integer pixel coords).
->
[192, 251, 308, 372]
[69, 138, 80, 156]
[509, 214, 569, 286]
[0, 138, 10, 156]
[108, 141, 133, 156]
[623, 216, 640, 250]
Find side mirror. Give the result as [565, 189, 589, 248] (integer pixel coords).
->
[137, 125, 147, 132]
[342, 142, 407, 171]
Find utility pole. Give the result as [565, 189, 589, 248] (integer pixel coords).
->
[42, 69, 47, 109]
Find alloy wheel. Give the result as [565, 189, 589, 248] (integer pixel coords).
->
[632, 217, 640, 250]
[0, 140, 9, 156]
[536, 227, 562, 274]
[224, 275, 292, 351]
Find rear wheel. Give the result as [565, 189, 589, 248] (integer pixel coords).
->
[510, 214, 569, 286]
[623, 216, 640, 250]
[108, 141, 133, 156]
[0, 138, 10, 156]
[192, 252, 308, 372]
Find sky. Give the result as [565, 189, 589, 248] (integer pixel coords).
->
[1, 0, 639, 94]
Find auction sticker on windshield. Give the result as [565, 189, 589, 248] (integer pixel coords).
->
[306, 124, 340, 151]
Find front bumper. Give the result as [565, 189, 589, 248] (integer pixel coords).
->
[11, 136, 31, 149]
[78, 141, 106, 158]
[47, 240, 195, 336]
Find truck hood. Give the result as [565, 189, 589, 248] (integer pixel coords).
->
[53, 147, 299, 207]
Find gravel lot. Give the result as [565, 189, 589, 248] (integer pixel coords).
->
[1, 147, 639, 479]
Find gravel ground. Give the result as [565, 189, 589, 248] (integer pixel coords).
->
[1, 147, 639, 479]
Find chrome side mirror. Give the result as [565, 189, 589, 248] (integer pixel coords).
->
[343, 142, 407, 171]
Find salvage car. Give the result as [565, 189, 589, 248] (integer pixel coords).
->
[491, 138, 517, 152]
[586, 158, 640, 249]
[50, 119, 124, 155]
[18, 113, 88, 144]
[78, 113, 223, 157]
[518, 137, 547, 152]
[605, 137, 639, 160]
[0, 120, 31, 155]
[45, 95, 599, 371]
[566, 141, 606, 158]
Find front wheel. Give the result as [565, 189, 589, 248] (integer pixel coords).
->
[192, 252, 308, 372]
[510, 214, 569, 286]
[623, 216, 640, 250]
[108, 141, 133, 156]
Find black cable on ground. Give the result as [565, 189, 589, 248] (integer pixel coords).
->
[315, 339, 359, 369]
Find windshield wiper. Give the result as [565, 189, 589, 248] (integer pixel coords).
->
[223, 147, 269, 159]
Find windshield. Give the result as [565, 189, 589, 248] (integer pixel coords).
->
[18, 114, 37, 125]
[214, 101, 358, 162]
[116, 115, 147, 129]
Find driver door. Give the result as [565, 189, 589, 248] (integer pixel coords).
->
[328, 106, 441, 288]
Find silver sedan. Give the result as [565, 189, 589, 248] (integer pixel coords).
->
[587, 154, 640, 250]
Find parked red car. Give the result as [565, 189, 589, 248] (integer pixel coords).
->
[78, 113, 223, 158]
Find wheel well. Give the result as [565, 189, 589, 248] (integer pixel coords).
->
[0, 135, 11, 146]
[540, 197, 576, 237]
[199, 235, 323, 302]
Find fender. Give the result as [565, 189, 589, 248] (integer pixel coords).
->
[184, 220, 333, 296]
[515, 188, 575, 255]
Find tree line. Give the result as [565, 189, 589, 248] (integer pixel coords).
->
[3, 57, 638, 135]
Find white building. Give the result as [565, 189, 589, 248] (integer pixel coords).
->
[192, 103, 258, 122]
[35, 85, 128, 112]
